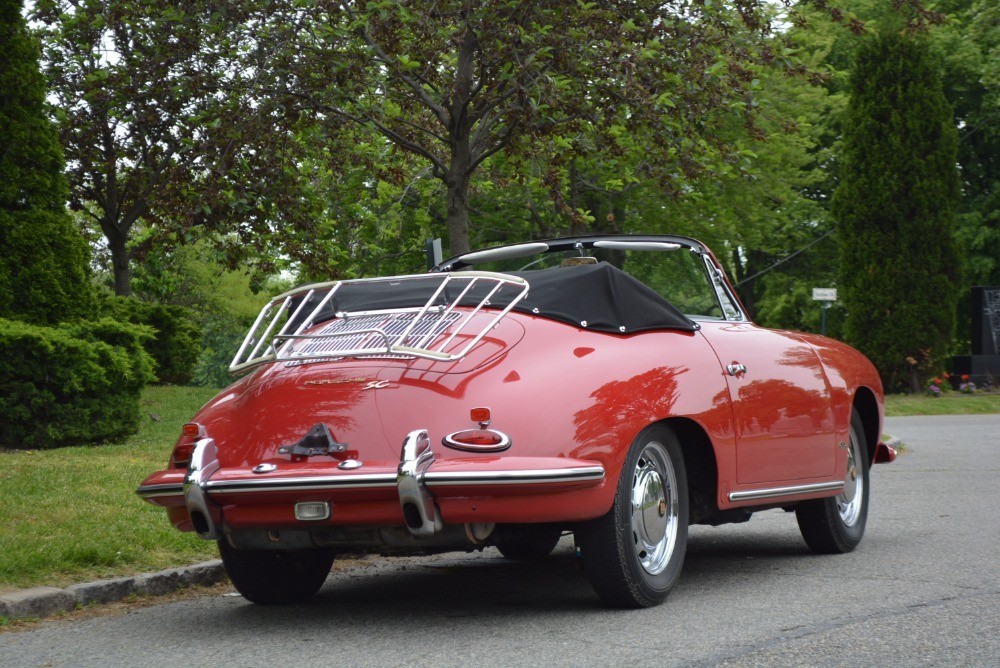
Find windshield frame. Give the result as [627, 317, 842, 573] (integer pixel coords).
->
[434, 235, 748, 323]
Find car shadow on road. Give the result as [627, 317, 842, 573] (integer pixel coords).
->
[206, 523, 823, 627]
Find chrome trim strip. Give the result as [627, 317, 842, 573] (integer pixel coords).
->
[136, 483, 184, 499]
[196, 466, 607, 494]
[701, 253, 747, 322]
[593, 240, 682, 252]
[728, 480, 844, 503]
[204, 473, 397, 494]
[426, 466, 606, 486]
[458, 242, 550, 265]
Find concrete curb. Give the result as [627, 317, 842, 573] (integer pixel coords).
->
[0, 560, 227, 622]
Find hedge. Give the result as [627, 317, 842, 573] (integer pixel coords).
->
[97, 294, 201, 385]
[0, 317, 155, 449]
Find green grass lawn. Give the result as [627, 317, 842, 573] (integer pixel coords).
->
[0, 386, 220, 590]
[885, 390, 1000, 416]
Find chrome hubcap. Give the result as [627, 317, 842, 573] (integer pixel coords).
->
[630, 441, 679, 575]
[837, 426, 864, 526]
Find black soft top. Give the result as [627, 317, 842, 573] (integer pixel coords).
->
[297, 262, 696, 335]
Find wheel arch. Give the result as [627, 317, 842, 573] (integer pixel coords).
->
[660, 417, 719, 523]
[852, 386, 880, 466]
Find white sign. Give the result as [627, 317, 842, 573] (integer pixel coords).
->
[812, 288, 837, 302]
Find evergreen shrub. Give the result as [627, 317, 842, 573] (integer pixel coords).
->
[0, 317, 155, 449]
[97, 294, 201, 385]
[191, 312, 253, 388]
[834, 32, 960, 392]
[0, 0, 94, 325]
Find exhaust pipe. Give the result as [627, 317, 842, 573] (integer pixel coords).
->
[397, 430, 442, 537]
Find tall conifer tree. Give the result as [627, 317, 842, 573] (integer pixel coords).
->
[0, 0, 91, 324]
[833, 31, 960, 393]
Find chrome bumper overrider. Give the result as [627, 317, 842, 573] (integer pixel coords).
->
[183, 438, 222, 540]
[397, 429, 442, 537]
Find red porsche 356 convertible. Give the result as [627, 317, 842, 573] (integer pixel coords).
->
[138, 235, 894, 608]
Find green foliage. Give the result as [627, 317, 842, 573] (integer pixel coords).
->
[792, 0, 998, 351]
[31, 0, 316, 295]
[191, 312, 252, 388]
[96, 293, 201, 385]
[755, 273, 846, 339]
[833, 31, 961, 392]
[256, 0, 801, 258]
[937, 0, 1000, 346]
[0, 0, 93, 324]
[127, 241, 281, 387]
[0, 317, 155, 449]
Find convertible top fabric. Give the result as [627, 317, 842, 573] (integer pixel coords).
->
[293, 263, 696, 335]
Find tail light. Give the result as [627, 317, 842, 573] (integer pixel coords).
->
[443, 408, 511, 452]
[443, 429, 510, 451]
[170, 423, 205, 469]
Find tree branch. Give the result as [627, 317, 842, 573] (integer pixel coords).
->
[337, 1, 450, 128]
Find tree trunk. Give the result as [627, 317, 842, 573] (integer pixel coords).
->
[107, 225, 132, 297]
[445, 170, 471, 257]
[443, 21, 479, 258]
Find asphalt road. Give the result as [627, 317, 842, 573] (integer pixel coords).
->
[2, 414, 998, 667]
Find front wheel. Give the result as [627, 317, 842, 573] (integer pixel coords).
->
[218, 539, 334, 604]
[575, 424, 689, 608]
[795, 411, 870, 553]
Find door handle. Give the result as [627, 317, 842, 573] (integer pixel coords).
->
[727, 363, 748, 378]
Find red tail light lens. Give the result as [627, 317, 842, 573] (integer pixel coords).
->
[443, 428, 511, 452]
[182, 423, 204, 438]
[455, 431, 503, 446]
[170, 442, 195, 469]
[469, 407, 491, 426]
[170, 423, 205, 468]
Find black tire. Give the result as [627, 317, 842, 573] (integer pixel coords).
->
[218, 539, 334, 604]
[495, 525, 563, 561]
[575, 424, 689, 608]
[795, 411, 870, 554]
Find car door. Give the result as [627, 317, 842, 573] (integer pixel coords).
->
[699, 322, 837, 485]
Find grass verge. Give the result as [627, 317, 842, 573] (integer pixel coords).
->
[0, 386, 220, 590]
[884, 391, 1000, 417]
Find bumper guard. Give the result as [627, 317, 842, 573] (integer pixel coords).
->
[397, 430, 442, 537]
[184, 438, 223, 540]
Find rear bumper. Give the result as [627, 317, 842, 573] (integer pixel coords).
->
[137, 435, 607, 536]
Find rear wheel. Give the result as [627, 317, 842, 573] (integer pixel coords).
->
[576, 424, 689, 608]
[218, 539, 334, 604]
[795, 411, 870, 553]
[495, 525, 563, 561]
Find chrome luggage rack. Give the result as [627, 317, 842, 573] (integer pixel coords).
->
[229, 272, 529, 374]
